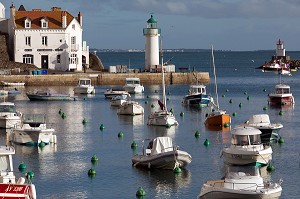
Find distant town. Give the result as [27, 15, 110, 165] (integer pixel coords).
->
[91, 49, 275, 53]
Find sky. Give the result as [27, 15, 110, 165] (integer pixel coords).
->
[2, 0, 300, 51]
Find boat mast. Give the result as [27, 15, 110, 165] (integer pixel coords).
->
[211, 45, 219, 109]
[161, 38, 167, 111]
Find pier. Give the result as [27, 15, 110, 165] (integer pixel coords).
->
[0, 72, 210, 86]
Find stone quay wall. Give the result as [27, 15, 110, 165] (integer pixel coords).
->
[0, 72, 210, 86]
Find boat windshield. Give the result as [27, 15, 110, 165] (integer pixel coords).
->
[0, 155, 10, 171]
[126, 80, 140, 84]
[79, 79, 91, 85]
[276, 88, 290, 94]
[23, 114, 46, 125]
[0, 105, 16, 113]
[249, 134, 261, 145]
[231, 135, 249, 146]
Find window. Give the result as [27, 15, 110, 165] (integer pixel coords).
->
[24, 18, 31, 28]
[57, 55, 61, 63]
[42, 36, 47, 46]
[69, 54, 77, 64]
[71, 36, 76, 45]
[23, 54, 34, 64]
[72, 24, 75, 30]
[25, 36, 31, 46]
[41, 18, 48, 28]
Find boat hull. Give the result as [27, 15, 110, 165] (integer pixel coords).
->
[11, 129, 55, 145]
[123, 85, 144, 94]
[74, 86, 95, 94]
[205, 113, 231, 127]
[182, 94, 211, 107]
[132, 150, 192, 170]
[268, 95, 294, 105]
[26, 93, 77, 101]
[147, 111, 178, 127]
[117, 102, 144, 115]
[0, 183, 36, 199]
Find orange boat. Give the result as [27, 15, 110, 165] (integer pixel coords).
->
[204, 46, 231, 128]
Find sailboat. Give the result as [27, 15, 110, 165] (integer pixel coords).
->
[147, 40, 178, 127]
[204, 46, 231, 127]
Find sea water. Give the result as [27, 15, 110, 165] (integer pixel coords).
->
[1, 51, 300, 198]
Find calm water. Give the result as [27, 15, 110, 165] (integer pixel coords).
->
[1, 51, 300, 198]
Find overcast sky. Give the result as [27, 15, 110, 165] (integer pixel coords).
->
[2, 0, 300, 51]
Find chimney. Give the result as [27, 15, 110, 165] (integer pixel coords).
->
[62, 11, 67, 28]
[78, 12, 82, 26]
[10, 4, 15, 17]
[51, 7, 61, 11]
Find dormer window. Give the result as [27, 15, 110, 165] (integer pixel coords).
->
[24, 18, 31, 28]
[41, 17, 48, 28]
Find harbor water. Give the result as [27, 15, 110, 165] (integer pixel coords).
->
[1, 51, 300, 198]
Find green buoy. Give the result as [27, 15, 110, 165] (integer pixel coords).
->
[38, 142, 46, 148]
[194, 130, 200, 138]
[131, 141, 138, 149]
[267, 163, 275, 171]
[145, 101, 148, 104]
[82, 118, 87, 124]
[58, 109, 62, 115]
[136, 187, 146, 196]
[91, 154, 99, 163]
[279, 111, 283, 116]
[226, 89, 229, 92]
[61, 112, 66, 119]
[263, 88, 266, 92]
[247, 96, 250, 100]
[180, 112, 184, 117]
[244, 91, 247, 95]
[170, 108, 173, 113]
[88, 168, 96, 176]
[18, 162, 26, 170]
[118, 132, 124, 138]
[232, 112, 237, 117]
[174, 166, 182, 173]
[151, 104, 155, 108]
[222, 94, 225, 97]
[278, 137, 285, 144]
[224, 123, 229, 128]
[167, 97, 170, 101]
[99, 124, 105, 130]
[147, 95, 150, 98]
[239, 103, 242, 108]
[263, 106, 267, 111]
[26, 171, 34, 179]
[229, 99, 232, 103]
[204, 138, 210, 146]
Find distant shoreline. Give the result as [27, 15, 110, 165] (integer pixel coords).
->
[91, 49, 280, 53]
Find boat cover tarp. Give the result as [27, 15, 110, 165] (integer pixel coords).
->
[151, 137, 173, 155]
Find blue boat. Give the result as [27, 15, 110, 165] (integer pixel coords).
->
[26, 91, 78, 101]
[182, 85, 213, 107]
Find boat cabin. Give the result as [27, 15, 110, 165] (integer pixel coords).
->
[275, 84, 291, 94]
[0, 146, 16, 183]
[78, 78, 92, 86]
[231, 127, 262, 146]
[189, 85, 206, 95]
[144, 137, 174, 155]
[22, 114, 47, 127]
[125, 78, 141, 85]
[0, 102, 16, 113]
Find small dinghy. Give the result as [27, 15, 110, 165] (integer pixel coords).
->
[132, 137, 192, 170]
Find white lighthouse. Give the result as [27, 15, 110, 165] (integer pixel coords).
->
[143, 15, 161, 72]
[276, 39, 285, 57]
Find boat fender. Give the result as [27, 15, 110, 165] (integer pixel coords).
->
[17, 177, 25, 184]
[30, 184, 37, 199]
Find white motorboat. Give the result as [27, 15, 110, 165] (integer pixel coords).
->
[268, 84, 294, 106]
[221, 126, 272, 166]
[117, 101, 144, 115]
[0, 145, 37, 199]
[0, 102, 22, 129]
[237, 114, 283, 143]
[198, 167, 282, 199]
[123, 77, 144, 94]
[147, 40, 178, 127]
[73, 78, 95, 94]
[132, 137, 192, 170]
[110, 95, 128, 106]
[182, 85, 212, 107]
[0, 81, 25, 86]
[104, 88, 131, 99]
[10, 114, 57, 146]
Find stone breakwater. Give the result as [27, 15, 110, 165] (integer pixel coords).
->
[0, 72, 209, 86]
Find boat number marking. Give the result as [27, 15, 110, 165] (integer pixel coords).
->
[231, 154, 241, 158]
[5, 186, 24, 192]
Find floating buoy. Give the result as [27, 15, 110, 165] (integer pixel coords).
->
[263, 106, 267, 111]
[136, 187, 146, 196]
[91, 154, 99, 163]
[278, 137, 285, 144]
[279, 111, 283, 116]
[263, 88, 267, 92]
[224, 123, 229, 128]
[247, 96, 250, 100]
[194, 130, 200, 138]
[82, 118, 87, 124]
[267, 163, 275, 172]
[226, 89, 229, 92]
[180, 112, 184, 117]
[88, 168, 96, 176]
[222, 94, 225, 97]
[151, 104, 155, 108]
[73, 97, 77, 101]
[155, 90, 158, 93]
[118, 131, 124, 138]
[131, 141, 138, 149]
[167, 97, 170, 101]
[146, 95, 150, 98]
[239, 103, 242, 108]
[232, 112, 237, 117]
[244, 91, 247, 95]
[167, 91, 170, 95]
[131, 113, 136, 116]
[145, 101, 148, 104]
[26, 171, 34, 179]
[174, 166, 182, 173]
[99, 124, 105, 130]
[229, 99, 233, 103]
[204, 138, 210, 146]
[18, 162, 26, 170]
[61, 113, 66, 119]
[58, 109, 62, 115]
[38, 142, 45, 148]
[169, 108, 173, 113]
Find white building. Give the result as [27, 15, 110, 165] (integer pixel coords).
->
[0, 3, 89, 71]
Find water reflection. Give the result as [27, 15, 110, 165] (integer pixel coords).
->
[134, 168, 191, 198]
[146, 125, 176, 139]
[118, 114, 144, 127]
[205, 125, 231, 133]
